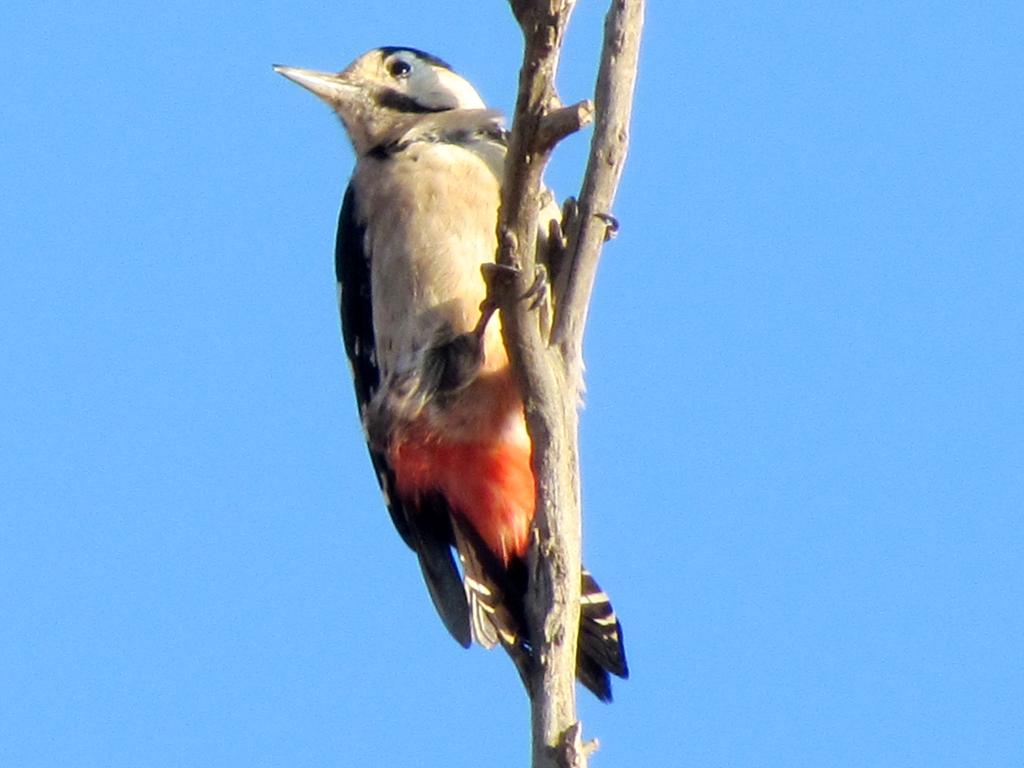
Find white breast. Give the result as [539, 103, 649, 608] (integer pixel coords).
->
[354, 141, 503, 378]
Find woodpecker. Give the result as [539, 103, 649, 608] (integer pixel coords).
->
[275, 47, 627, 700]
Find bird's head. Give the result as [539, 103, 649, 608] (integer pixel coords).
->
[274, 47, 486, 155]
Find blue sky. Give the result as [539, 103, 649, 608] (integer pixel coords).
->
[2, 1, 1021, 766]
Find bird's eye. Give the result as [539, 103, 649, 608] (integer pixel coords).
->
[387, 58, 413, 79]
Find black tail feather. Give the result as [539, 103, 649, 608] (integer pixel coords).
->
[445, 518, 628, 701]
[576, 568, 628, 701]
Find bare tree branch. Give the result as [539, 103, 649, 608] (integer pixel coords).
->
[552, 0, 645, 383]
[538, 100, 594, 152]
[495, 5, 580, 767]
[495, 1, 644, 766]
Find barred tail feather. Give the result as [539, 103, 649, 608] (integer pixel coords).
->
[449, 516, 628, 701]
[577, 568, 629, 702]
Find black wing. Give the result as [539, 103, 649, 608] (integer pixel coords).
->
[335, 182, 471, 647]
[335, 185, 407, 541]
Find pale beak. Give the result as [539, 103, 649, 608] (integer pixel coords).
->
[273, 65, 358, 105]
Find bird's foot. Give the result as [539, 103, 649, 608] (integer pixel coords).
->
[595, 211, 619, 241]
[521, 263, 549, 311]
[480, 262, 549, 318]
[478, 262, 521, 324]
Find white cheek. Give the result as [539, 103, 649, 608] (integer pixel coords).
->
[434, 69, 485, 109]
[407, 66, 485, 110]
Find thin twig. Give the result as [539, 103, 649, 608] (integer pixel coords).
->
[552, 0, 645, 387]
